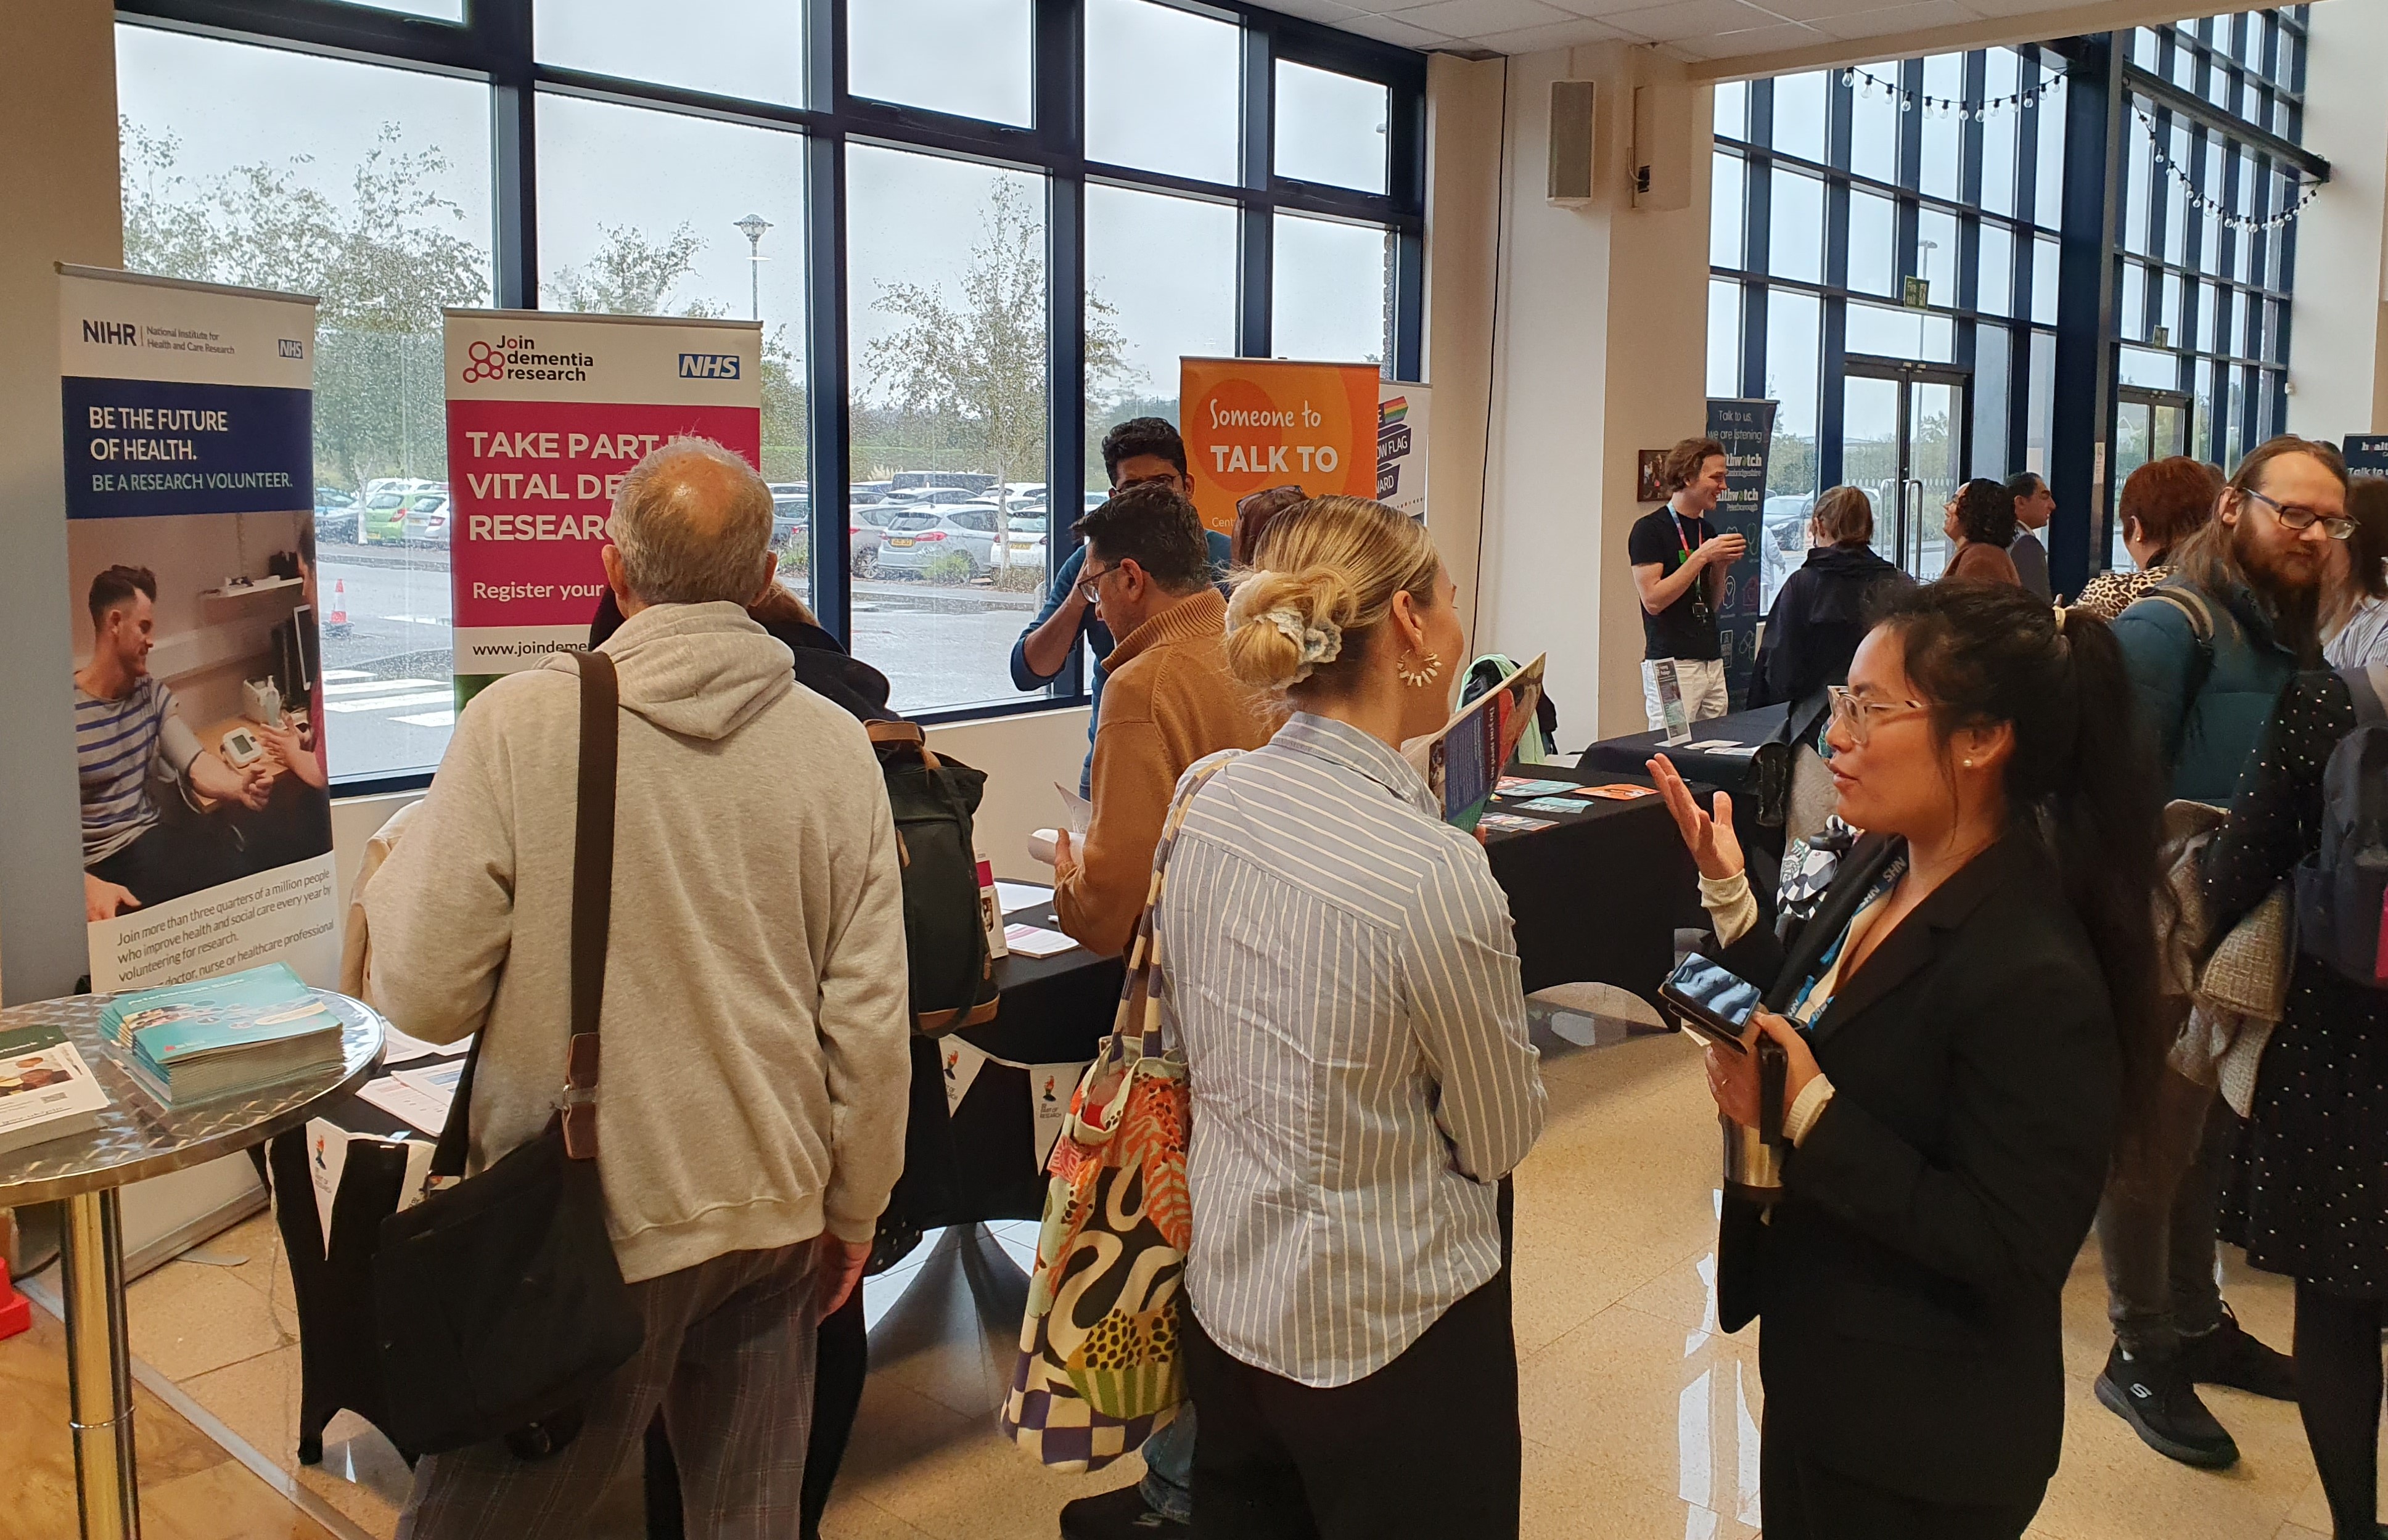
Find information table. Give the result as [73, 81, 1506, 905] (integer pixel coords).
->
[0, 990, 384, 1540]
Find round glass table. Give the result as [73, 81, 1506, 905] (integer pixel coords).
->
[0, 989, 384, 1540]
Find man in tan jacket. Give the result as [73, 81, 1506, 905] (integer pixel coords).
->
[1052, 483, 1274, 957]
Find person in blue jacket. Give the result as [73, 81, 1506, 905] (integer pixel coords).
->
[2091, 433, 2342, 1474]
[1011, 417, 1231, 797]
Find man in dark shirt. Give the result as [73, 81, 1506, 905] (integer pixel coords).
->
[1627, 436, 1743, 730]
[1009, 417, 1230, 796]
[2006, 470, 2055, 600]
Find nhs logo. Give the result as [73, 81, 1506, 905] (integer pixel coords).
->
[678, 353, 741, 380]
[277, 338, 306, 359]
[83, 320, 137, 346]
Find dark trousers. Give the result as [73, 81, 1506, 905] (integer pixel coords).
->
[2294, 1279, 2386, 1540]
[1182, 1269, 1520, 1540]
[1760, 1417, 2043, 1540]
[2097, 1064, 2231, 1356]
[87, 821, 229, 911]
[645, 1279, 868, 1540]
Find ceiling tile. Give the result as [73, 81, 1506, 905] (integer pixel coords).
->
[1392, 0, 1578, 35]
[1258, 0, 1374, 18]
[1673, 18, 1825, 56]
[1807, 0, 1984, 39]
[1471, 15, 1638, 51]
[1336, 11, 1461, 45]
[1599, 0, 1784, 41]
[1541, 0, 1694, 17]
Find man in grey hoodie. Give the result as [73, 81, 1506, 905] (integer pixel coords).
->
[365, 438, 912, 1538]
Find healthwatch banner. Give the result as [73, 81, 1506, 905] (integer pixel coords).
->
[444, 309, 762, 679]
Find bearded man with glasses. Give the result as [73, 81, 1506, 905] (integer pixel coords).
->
[2088, 435, 2347, 1474]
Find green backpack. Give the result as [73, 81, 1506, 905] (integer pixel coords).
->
[866, 721, 1001, 1035]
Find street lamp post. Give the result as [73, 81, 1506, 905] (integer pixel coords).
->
[734, 213, 772, 321]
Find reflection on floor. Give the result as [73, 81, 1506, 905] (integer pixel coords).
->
[5, 1017, 2379, 1539]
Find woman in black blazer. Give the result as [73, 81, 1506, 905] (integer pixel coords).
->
[1651, 583, 2166, 1539]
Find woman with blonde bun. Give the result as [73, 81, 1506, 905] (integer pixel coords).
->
[1159, 494, 1548, 1539]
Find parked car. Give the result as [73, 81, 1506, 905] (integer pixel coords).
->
[358, 489, 409, 544]
[1760, 493, 1816, 604]
[769, 486, 809, 552]
[874, 506, 1048, 581]
[400, 490, 453, 546]
[848, 502, 905, 576]
[313, 486, 357, 538]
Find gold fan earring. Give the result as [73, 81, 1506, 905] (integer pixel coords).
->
[1397, 652, 1442, 689]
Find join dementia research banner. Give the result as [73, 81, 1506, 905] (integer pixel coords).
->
[444, 310, 763, 687]
[57, 264, 337, 992]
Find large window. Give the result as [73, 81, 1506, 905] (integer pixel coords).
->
[118, 0, 1424, 785]
[1713, 9, 2309, 602]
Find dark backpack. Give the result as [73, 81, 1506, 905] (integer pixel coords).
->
[2292, 665, 2388, 987]
[866, 719, 1001, 1034]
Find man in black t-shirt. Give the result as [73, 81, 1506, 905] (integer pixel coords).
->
[1627, 436, 1743, 730]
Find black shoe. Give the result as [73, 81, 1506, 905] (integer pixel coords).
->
[2096, 1344, 2241, 1468]
[2178, 1306, 2297, 1401]
[1059, 1485, 1185, 1539]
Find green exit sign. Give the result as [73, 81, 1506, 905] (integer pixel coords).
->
[1902, 276, 1931, 309]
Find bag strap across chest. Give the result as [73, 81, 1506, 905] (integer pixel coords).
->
[430, 649, 618, 1176]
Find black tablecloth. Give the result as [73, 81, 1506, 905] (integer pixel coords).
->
[1574, 703, 1789, 795]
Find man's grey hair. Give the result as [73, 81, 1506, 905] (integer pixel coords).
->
[606, 436, 774, 605]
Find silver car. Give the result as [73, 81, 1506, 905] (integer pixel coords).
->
[875, 506, 1048, 581]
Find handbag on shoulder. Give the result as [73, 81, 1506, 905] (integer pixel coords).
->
[370, 650, 646, 1456]
[999, 755, 1232, 1472]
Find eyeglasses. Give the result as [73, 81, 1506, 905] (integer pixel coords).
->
[1073, 563, 1117, 605]
[2242, 485, 2355, 540]
[1826, 684, 1929, 747]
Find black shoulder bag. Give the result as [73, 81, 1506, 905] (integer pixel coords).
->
[371, 649, 646, 1456]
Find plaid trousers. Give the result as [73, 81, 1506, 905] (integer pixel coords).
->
[397, 1240, 823, 1540]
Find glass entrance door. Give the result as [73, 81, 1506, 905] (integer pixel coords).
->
[2112, 387, 2193, 568]
[1840, 358, 1972, 582]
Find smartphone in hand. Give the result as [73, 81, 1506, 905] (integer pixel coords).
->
[1658, 954, 1763, 1055]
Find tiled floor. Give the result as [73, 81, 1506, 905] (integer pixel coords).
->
[7, 1022, 2379, 1539]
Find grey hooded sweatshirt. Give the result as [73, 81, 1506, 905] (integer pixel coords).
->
[363, 601, 911, 1284]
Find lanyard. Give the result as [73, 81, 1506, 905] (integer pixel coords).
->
[1786, 856, 1907, 1026]
[1670, 511, 1701, 560]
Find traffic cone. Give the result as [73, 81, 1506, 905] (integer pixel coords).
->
[328, 579, 349, 633]
[0, 1258, 28, 1341]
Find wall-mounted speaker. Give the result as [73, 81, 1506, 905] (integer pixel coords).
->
[1548, 80, 1595, 207]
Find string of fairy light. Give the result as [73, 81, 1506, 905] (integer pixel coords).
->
[2128, 100, 2320, 234]
[1841, 65, 2062, 120]
[1837, 66, 2320, 233]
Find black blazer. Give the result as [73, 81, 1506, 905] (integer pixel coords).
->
[1747, 545, 1910, 710]
[1712, 832, 2119, 1507]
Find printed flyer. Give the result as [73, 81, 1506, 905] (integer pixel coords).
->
[1377, 380, 1430, 521]
[443, 310, 763, 688]
[1180, 357, 1383, 538]
[57, 264, 338, 993]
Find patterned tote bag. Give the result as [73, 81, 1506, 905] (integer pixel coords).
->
[1000, 758, 1231, 1472]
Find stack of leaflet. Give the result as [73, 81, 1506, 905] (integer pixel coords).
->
[101, 963, 343, 1107]
[0, 1022, 111, 1155]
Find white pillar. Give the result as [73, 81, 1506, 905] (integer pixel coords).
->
[2287, 0, 2388, 440]
[0, 0, 121, 1002]
[1477, 42, 1712, 742]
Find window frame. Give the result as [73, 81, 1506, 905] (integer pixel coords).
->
[118, 0, 1426, 787]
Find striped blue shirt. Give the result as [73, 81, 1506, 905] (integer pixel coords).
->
[75, 677, 195, 864]
[1159, 713, 1546, 1387]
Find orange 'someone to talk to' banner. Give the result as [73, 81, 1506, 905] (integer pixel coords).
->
[1180, 356, 1384, 536]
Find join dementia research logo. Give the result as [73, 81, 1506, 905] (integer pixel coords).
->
[461, 335, 596, 385]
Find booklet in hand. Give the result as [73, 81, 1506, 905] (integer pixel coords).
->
[1401, 654, 1547, 833]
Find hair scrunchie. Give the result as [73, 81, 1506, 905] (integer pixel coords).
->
[1263, 608, 1343, 681]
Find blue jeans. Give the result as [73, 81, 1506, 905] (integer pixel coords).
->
[1138, 1404, 1195, 1523]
